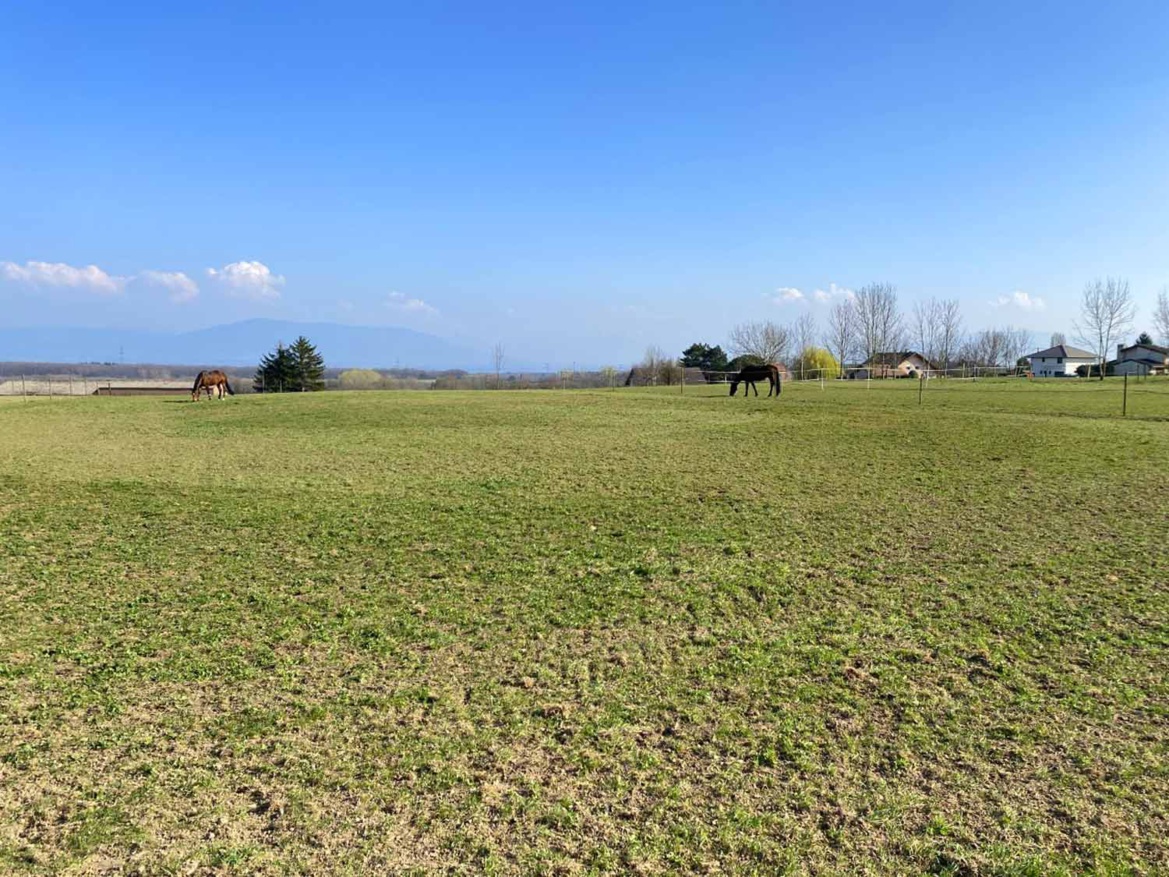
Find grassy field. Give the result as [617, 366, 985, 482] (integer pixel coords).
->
[1, 380, 1167, 875]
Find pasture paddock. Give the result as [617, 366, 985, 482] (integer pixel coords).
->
[1, 382, 1166, 875]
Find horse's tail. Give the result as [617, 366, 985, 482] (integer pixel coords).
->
[223, 378, 235, 396]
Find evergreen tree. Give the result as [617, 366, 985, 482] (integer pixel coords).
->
[1137, 332, 1154, 346]
[726, 353, 764, 371]
[680, 342, 729, 372]
[290, 336, 326, 391]
[254, 342, 297, 392]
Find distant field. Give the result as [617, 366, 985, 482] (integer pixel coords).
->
[1, 381, 1166, 875]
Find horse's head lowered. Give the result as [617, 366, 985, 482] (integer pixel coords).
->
[728, 378, 740, 396]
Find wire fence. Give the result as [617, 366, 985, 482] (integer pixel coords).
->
[0, 370, 253, 398]
[3, 365, 1166, 419]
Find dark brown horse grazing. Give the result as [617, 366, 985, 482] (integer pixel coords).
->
[729, 363, 782, 398]
[191, 369, 235, 401]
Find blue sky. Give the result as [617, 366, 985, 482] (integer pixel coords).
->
[2, 1, 1167, 366]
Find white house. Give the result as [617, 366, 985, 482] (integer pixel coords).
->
[1110, 342, 1169, 376]
[1026, 344, 1096, 377]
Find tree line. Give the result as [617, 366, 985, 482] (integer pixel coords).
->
[637, 280, 1169, 382]
[249, 281, 1169, 392]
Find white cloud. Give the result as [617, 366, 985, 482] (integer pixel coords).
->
[1, 260, 125, 294]
[207, 260, 284, 300]
[139, 270, 199, 303]
[994, 290, 1045, 312]
[386, 291, 438, 315]
[766, 286, 805, 305]
[812, 282, 855, 303]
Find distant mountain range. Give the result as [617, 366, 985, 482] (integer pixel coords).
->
[0, 319, 485, 370]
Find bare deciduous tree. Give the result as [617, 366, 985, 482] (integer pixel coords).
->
[729, 321, 792, 365]
[792, 312, 817, 379]
[492, 342, 506, 389]
[935, 299, 963, 373]
[966, 326, 1032, 371]
[969, 328, 1006, 369]
[660, 360, 684, 385]
[852, 282, 903, 367]
[1074, 278, 1135, 380]
[599, 365, 618, 388]
[824, 298, 855, 379]
[1154, 288, 1169, 346]
[1002, 326, 1033, 373]
[637, 346, 676, 385]
[642, 346, 663, 384]
[1050, 331, 1067, 347]
[912, 299, 940, 368]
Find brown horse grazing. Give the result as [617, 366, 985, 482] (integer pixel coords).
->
[729, 364, 782, 398]
[191, 369, 235, 401]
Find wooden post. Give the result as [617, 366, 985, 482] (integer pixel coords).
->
[21, 374, 26, 399]
[919, 372, 924, 406]
[1123, 373, 1128, 417]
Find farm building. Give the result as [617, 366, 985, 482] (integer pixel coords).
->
[854, 351, 934, 379]
[1026, 344, 1096, 377]
[1109, 342, 1169, 376]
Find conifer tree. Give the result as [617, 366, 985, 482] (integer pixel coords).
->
[290, 336, 326, 391]
[254, 342, 297, 392]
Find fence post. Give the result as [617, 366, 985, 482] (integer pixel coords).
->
[919, 372, 924, 406]
[1122, 373, 1128, 417]
[21, 374, 26, 399]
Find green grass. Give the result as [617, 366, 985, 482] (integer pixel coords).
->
[1, 380, 1167, 875]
